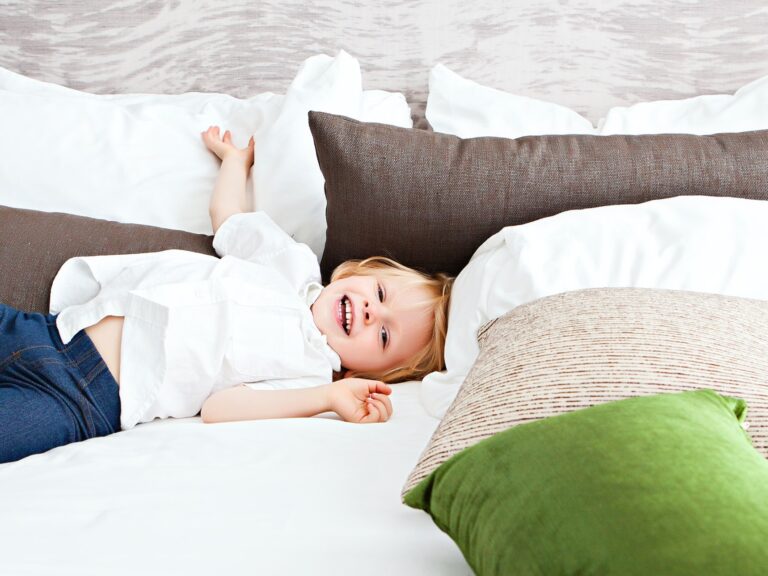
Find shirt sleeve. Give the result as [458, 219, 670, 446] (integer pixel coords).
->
[243, 375, 329, 392]
[49, 252, 161, 314]
[213, 212, 321, 292]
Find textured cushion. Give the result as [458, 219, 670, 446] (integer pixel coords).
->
[0, 205, 215, 313]
[309, 111, 768, 280]
[404, 287, 768, 495]
[404, 389, 768, 576]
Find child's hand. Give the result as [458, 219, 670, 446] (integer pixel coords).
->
[328, 378, 393, 424]
[201, 125, 255, 167]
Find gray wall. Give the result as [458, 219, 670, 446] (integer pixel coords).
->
[1, 0, 767, 123]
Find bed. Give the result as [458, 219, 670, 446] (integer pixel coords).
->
[2, 2, 768, 575]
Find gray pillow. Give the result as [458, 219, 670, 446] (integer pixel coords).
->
[309, 112, 768, 280]
[0, 205, 215, 313]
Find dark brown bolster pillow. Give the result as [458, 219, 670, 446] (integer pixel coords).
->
[0, 205, 215, 313]
[309, 111, 768, 280]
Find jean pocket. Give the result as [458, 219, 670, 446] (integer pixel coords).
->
[1, 343, 64, 371]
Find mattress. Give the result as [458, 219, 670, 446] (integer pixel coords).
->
[0, 381, 470, 575]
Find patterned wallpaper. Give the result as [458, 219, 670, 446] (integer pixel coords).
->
[1, 0, 767, 123]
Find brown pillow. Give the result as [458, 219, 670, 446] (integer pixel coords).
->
[402, 287, 768, 497]
[309, 112, 768, 280]
[0, 205, 215, 313]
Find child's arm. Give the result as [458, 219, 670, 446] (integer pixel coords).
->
[201, 378, 393, 424]
[201, 126, 255, 233]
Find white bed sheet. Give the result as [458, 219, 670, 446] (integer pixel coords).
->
[0, 381, 470, 575]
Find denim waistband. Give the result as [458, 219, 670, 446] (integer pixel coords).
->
[45, 314, 121, 429]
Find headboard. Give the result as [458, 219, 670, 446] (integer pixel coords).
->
[2, 1, 767, 125]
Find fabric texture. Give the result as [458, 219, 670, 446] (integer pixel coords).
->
[426, 63, 597, 137]
[428, 65, 768, 137]
[599, 73, 768, 135]
[309, 111, 768, 280]
[404, 389, 768, 576]
[0, 303, 120, 463]
[405, 287, 768, 494]
[0, 379, 469, 575]
[0, 205, 216, 314]
[2, 2, 768, 127]
[50, 212, 340, 430]
[0, 53, 412, 256]
[422, 195, 768, 419]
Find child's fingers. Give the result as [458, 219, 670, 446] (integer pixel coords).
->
[201, 132, 223, 151]
[201, 131, 216, 147]
[362, 399, 381, 423]
[377, 393, 393, 417]
[366, 398, 389, 422]
[370, 394, 392, 419]
[223, 130, 232, 143]
[372, 381, 392, 395]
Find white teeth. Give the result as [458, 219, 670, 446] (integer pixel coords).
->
[340, 296, 351, 335]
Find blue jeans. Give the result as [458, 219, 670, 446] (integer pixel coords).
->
[0, 303, 120, 464]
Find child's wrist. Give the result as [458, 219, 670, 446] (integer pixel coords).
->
[327, 381, 349, 415]
[221, 153, 253, 172]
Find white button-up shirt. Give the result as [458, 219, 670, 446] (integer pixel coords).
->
[49, 212, 341, 430]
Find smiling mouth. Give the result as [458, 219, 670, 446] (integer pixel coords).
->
[338, 295, 352, 335]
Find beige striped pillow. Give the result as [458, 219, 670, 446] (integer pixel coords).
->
[403, 287, 768, 497]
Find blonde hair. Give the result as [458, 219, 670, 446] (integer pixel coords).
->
[330, 256, 453, 383]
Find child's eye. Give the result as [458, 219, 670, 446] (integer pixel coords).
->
[377, 284, 385, 302]
[381, 326, 389, 349]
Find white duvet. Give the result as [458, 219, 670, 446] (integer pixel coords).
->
[0, 381, 470, 576]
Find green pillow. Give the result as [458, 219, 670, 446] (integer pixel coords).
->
[404, 390, 768, 576]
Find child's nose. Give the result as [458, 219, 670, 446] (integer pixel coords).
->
[363, 300, 375, 323]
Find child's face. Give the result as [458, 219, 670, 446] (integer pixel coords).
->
[311, 274, 433, 375]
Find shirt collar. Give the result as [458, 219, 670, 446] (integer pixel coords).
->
[303, 282, 342, 372]
[303, 281, 324, 308]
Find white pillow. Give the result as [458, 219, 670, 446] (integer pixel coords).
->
[425, 64, 768, 138]
[421, 196, 768, 418]
[0, 52, 412, 257]
[0, 63, 276, 113]
[425, 64, 596, 138]
[0, 62, 283, 234]
[598, 73, 768, 135]
[251, 54, 412, 257]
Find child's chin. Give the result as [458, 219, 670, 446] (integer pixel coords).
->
[326, 339, 344, 358]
